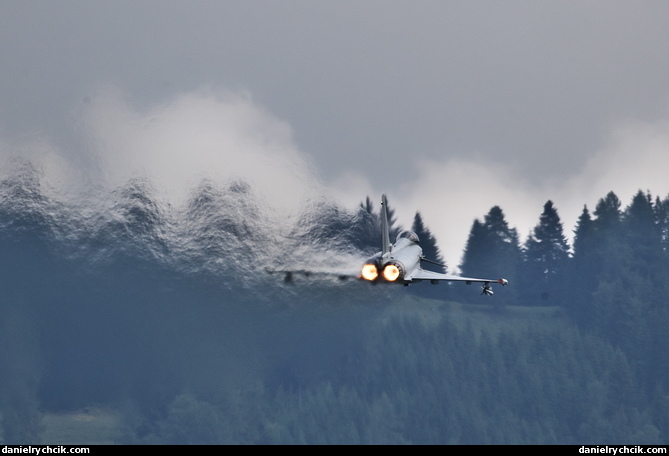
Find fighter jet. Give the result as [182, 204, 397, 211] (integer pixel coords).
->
[359, 195, 508, 295]
[269, 194, 508, 295]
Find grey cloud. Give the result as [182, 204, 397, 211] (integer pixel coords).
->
[1, 1, 669, 195]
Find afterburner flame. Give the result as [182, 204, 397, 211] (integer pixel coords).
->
[361, 264, 379, 281]
[382, 264, 401, 282]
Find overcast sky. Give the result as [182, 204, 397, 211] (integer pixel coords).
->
[2, 1, 669, 268]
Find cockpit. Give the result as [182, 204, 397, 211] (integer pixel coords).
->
[396, 230, 420, 244]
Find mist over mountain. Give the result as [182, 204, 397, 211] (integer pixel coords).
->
[0, 160, 379, 442]
[0, 158, 667, 444]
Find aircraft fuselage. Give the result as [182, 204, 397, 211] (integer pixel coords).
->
[361, 231, 423, 284]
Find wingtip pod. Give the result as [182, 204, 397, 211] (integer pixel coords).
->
[498, 278, 509, 286]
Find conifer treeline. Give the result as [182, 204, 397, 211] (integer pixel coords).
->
[361, 190, 669, 310]
[457, 190, 669, 322]
[358, 190, 669, 401]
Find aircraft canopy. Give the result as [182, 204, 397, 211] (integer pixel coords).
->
[396, 230, 420, 244]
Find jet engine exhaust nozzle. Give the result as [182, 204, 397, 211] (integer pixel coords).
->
[361, 263, 379, 281]
[382, 262, 404, 282]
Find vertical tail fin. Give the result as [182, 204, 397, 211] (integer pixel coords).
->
[381, 194, 390, 255]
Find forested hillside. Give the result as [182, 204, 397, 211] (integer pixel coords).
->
[0, 164, 667, 443]
[455, 190, 669, 410]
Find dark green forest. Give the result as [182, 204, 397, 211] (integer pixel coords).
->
[0, 163, 668, 444]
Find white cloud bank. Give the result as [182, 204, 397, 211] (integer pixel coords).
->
[76, 88, 321, 215]
[4, 87, 334, 228]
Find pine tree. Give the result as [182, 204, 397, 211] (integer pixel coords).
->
[459, 206, 521, 303]
[593, 191, 623, 242]
[655, 195, 669, 253]
[411, 211, 446, 273]
[459, 206, 521, 279]
[408, 212, 447, 300]
[482, 206, 521, 282]
[589, 191, 624, 295]
[623, 190, 661, 276]
[572, 205, 595, 262]
[568, 205, 597, 324]
[355, 197, 381, 252]
[460, 219, 488, 278]
[588, 190, 668, 381]
[522, 201, 570, 305]
[361, 196, 375, 216]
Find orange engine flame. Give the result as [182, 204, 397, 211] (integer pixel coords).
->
[361, 264, 379, 281]
[382, 264, 401, 282]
